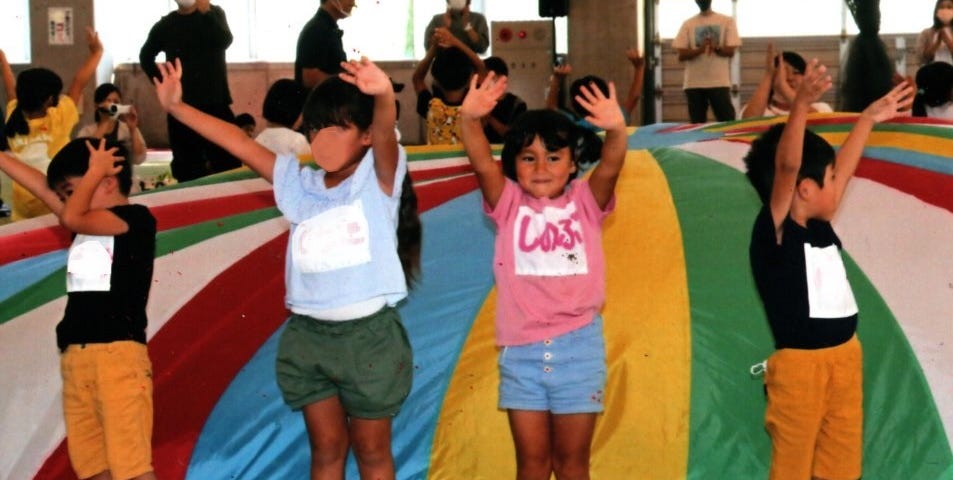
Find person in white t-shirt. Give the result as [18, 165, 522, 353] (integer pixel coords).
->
[672, 0, 741, 123]
[913, 60, 953, 119]
[254, 79, 310, 158]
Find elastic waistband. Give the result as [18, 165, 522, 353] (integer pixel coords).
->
[62, 340, 147, 354]
[775, 334, 860, 358]
[290, 305, 397, 334]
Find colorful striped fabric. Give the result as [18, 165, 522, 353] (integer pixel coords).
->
[1, 114, 950, 479]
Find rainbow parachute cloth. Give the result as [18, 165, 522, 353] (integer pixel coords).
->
[1, 113, 951, 479]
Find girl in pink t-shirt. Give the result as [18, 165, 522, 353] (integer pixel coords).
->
[459, 72, 628, 479]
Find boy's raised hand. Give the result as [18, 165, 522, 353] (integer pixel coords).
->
[575, 82, 626, 131]
[460, 72, 507, 121]
[339, 57, 393, 96]
[862, 81, 915, 123]
[793, 58, 832, 105]
[85, 139, 124, 179]
[153, 59, 184, 112]
[85, 27, 103, 55]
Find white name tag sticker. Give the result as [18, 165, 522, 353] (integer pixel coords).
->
[513, 201, 588, 277]
[66, 235, 114, 292]
[291, 200, 372, 273]
[804, 244, 858, 318]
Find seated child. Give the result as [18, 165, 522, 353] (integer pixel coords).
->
[480, 56, 527, 144]
[254, 79, 310, 157]
[413, 29, 485, 145]
[744, 58, 912, 480]
[741, 45, 833, 118]
[0, 138, 158, 480]
[913, 60, 953, 119]
[235, 113, 257, 138]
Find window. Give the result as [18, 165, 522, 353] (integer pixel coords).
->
[2, 0, 31, 63]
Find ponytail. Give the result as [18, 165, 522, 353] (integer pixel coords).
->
[4, 105, 29, 139]
[396, 171, 422, 288]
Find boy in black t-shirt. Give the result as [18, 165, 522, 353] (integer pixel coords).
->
[743, 60, 912, 480]
[0, 138, 157, 480]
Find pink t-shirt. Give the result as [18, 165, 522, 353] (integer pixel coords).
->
[485, 178, 615, 346]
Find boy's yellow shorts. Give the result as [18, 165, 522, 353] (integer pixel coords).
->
[764, 335, 863, 480]
[61, 341, 154, 479]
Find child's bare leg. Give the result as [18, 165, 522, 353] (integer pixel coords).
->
[507, 410, 553, 480]
[349, 417, 395, 480]
[551, 413, 597, 480]
[302, 396, 349, 480]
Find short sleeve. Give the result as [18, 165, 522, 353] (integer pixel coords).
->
[572, 179, 614, 222]
[272, 154, 307, 222]
[484, 178, 520, 227]
[726, 18, 741, 47]
[416, 89, 434, 119]
[750, 206, 781, 265]
[672, 21, 691, 49]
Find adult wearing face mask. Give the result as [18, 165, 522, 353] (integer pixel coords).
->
[918, 0, 953, 65]
[140, 0, 240, 182]
[672, 0, 741, 123]
[295, 0, 355, 90]
[424, 0, 489, 55]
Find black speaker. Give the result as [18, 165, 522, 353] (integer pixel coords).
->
[539, 0, 568, 17]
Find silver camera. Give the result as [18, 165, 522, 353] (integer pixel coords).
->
[101, 103, 132, 119]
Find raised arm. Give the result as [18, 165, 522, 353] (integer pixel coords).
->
[59, 140, 129, 235]
[66, 28, 104, 105]
[412, 45, 439, 94]
[0, 151, 63, 214]
[830, 81, 914, 208]
[339, 58, 399, 195]
[0, 49, 15, 101]
[459, 72, 508, 207]
[546, 64, 572, 111]
[436, 30, 486, 82]
[769, 59, 831, 235]
[742, 44, 776, 119]
[623, 48, 646, 118]
[576, 82, 628, 209]
[197, 2, 233, 50]
[154, 60, 277, 182]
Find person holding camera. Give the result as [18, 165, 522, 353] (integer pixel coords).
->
[76, 83, 148, 191]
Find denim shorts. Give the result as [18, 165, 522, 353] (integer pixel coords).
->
[498, 316, 606, 414]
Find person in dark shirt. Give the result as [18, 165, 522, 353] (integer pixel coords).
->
[744, 59, 912, 480]
[0, 138, 157, 480]
[295, 0, 354, 90]
[140, 0, 240, 182]
[481, 56, 527, 144]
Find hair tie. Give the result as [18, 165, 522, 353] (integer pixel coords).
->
[917, 88, 927, 95]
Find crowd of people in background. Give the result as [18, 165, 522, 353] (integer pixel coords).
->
[0, 0, 945, 479]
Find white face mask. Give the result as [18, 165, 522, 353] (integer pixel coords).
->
[333, 0, 352, 18]
[175, 0, 196, 8]
[448, 0, 467, 11]
[938, 7, 953, 24]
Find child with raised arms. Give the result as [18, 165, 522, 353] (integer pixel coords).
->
[744, 59, 913, 480]
[459, 72, 628, 480]
[0, 137, 157, 480]
[152, 57, 421, 480]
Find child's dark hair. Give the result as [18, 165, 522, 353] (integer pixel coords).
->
[774, 51, 806, 74]
[300, 77, 422, 286]
[431, 47, 473, 92]
[743, 123, 835, 204]
[234, 113, 256, 128]
[500, 109, 603, 182]
[569, 75, 609, 117]
[47, 137, 133, 196]
[483, 56, 509, 77]
[913, 61, 953, 116]
[302, 77, 374, 132]
[5, 68, 63, 139]
[263, 79, 307, 128]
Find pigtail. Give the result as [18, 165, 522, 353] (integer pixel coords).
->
[575, 127, 603, 172]
[396, 171, 422, 288]
[4, 105, 29, 139]
[912, 89, 927, 117]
